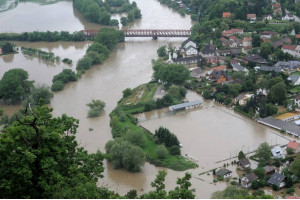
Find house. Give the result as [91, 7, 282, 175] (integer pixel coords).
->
[263, 14, 273, 20]
[222, 29, 244, 37]
[295, 95, 300, 107]
[272, 3, 281, 9]
[235, 94, 253, 105]
[264, 165, 276, 175]
[241, 173, 258, 188]
[282, 45, 299, 57]
[254, 65, 282, 72]
[273, 7, 282, 16]
[243, 37, 252, 47]
[185, 46, 198, 56]
[243, 54, 267, 64]
[288, 74, 300, 85]
[210, 70, 232, 84]
[190, 67, 206, 79]
[212, 65, 226, 71]
[216, 168, 232, 178]
[272, 40, 284, 48]
[172, 55, 202, 65]
[271, 146, 284, 159]
[200, 44, 216, 58]
[268, 173, 286, 188]
[247, 14, 256, 22]
[242, 46, 253, 54]
[230, 59, 240, 65]
[261, 31, 279, 39]
[275, 61, 300, 72]
[232, 63, 249, 75]
[287, 140, 300, 153]
[238, 158, 251, 169]
[182, 38, 197, 49]
[223, 12, 231, 18]
[282, 13, 294, 20]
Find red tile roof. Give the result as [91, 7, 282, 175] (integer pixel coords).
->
[243, 37, 252, 42]
[247, 14, 256, 19]
[273, 3, 281, 8]
[223, 12, 231, 18]
[296, 34, 300, 39]
[282, 45, 297, 51]
[287, 141, 300, 150]
[212, 65, 227, 71]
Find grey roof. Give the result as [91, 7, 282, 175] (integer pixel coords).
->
[216, 168, 232, 176]
[173, 55, 202, 63]
[275, 61, 300, 69]
[239, 158, 251, 167]
[232, 63, 246, 71]
[210, 70, 230, 81]
[264, 165, 275, 173]
[169, 100, 203, 110]
[245, 173, 257, 182]
[182, 38, 195, 47]
[288, 74, 300, 84]
[202, 44, 216, 55]
[236, 94, 246, 101]
[257, 117, 300, 136]
[244, 54, 267, 64]
[268, 173, 285, 186]
[257, 65, 282, 72]
[190, 67, 204, 78]
[271, 40, 284, 47]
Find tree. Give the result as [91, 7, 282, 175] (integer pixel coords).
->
[0, 68, 34, 104]
[124, 131, 146, 147]
[0, 104, 112, 198]
[256, 142, 272, 166]
[290, 158, 300, 178]
[0, 41, 14, 53]
[86, 99, 105, 118]
[121, 17, 129, 26]
[28, 85, 53, 105]
[86, 42, 110, 58]
[94, 28, 124, 50]
[122, 88, 132, 98]
[156, 144, 169, 159]
[157, 45, 167, 57]
[260, 42, 273, 59]
[269, 82, 287, 105]
[253, 167, 266, 179]
[168, 173, 195, 199]
[238, 151, 246, 160]
[76, 57, 93, 71]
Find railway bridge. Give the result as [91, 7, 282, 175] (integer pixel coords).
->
[81, 29, 191, 39]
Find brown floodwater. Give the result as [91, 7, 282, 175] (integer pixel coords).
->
[0, 0, 299, 198]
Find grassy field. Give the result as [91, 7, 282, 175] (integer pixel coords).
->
[290, 86, 300, 93]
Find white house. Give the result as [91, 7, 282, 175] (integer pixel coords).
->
[185, 46, 198, 56]
[271, 146, 284, 159]
[295, 95, 300, 107]
[263, 14, 273, 20]
[282, 45, 300, 57]
[282, 13, 294, 20]
[232, 63, 249, 75]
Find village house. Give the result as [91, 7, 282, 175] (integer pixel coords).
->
[185, 46, 198, 56]
[190, 67, 206, 79]
[212, 65, 226, 71]
[242, 46, 253, 54]
[294, 95, 300, 107]
[230, 59, 240, 66]
[241, 173, 258, 188]
[223, 12, 231, 18]
[282, 13, 294, 20]
[282, 45, 300, 57]
[182, 38, 197, 49]
[254, 65, 282, 72]
[275, 61, 300, 72]
[243, 37, 252, 47]
[200, 44, 217, 58]
[222, 29, 244, 37]
[235, 94, 253, 105]
[210, 70, 232, 84]
[288, 74, 300, 85]
[271, 146, 284, 159]
[273, 7, 282, 16]
[263, 14, 273, 20]
[181, 38, 198, 56]
[287, 140, 300, 153]
[238, 158, 251, 169]
[264, 165, 276, 175]
[261, 31, 279, 39]
[247, 14, 256, 23]
[172, 55, 202, 65]
[243, 54, 267, 64]
[216, 168, 232, 179]
[268, 173, 286, 188]
[232, 63, 249, 75]
[271, 40, 284, 48]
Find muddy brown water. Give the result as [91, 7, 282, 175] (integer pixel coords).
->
[0, 0, 299, 198]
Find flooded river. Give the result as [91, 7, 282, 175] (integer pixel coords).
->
[0, 0, 299, 198]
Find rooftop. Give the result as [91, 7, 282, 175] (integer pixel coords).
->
[287, 141, 300, 150]
[216, 168, 232, 176]
[257, 117, 300, 136]
[275, 112, 300, 120]
[268, 173, 285, 186]
[169, 100, 203, 110]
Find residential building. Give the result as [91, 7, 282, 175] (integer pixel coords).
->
[190, 67, 206, 79]
[235, 94, 253, 105]
[182, 38, 197, 49]
[295, 95, 300, 107]
[232, 63, 249, 75]
[271, 146, 284, 159]
[247, 14, 256, 22]
[212, 65, 226, 71]
[223, 12, 231, 18]
[254, 65, 282, 72]
[216, 168, 232, 178]
[242, 46, 253, 54]
[263, 14, 273, 20]
[275, 61, 300, 72]
[185, 46, 198, 56]
[209, 70, 232, 84]
[243, 37, 252, 47]
[241, 173, 258, 188]
[288, 74, 300, 85]
[282, 45, 299, 57]
[272, 3, 281, 9]
[238, 158, 251, 169]
[282, 13, 294, 20]
[261, 31, 279, 39]
[287, 140, 300, 153]
[172, 55, 202, 65]
[264, 165, 276, 175]
[268, 173, 286, 188]
[273, 7, 282, 16]
[200, 44, 216, 58]
[243, 54, 267, 64]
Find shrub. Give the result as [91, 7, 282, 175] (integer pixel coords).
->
[169, 145, 181, 155]
[76, 57, 93, 71]
[125, 131, 145, 147]
[156, 144, 169, 159]
[86, 99, 105, 118]
[230, 181, 237, 185]
[272, 184, 279, 191]
[62, 58, 72, 64]
[286, 188, 295, 195]
[51, 81, 64, 92]
[122, 88, 132, 98]
[287, 148, 294, 155]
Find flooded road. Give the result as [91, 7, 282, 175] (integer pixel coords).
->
[0, 0, 299, 198]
